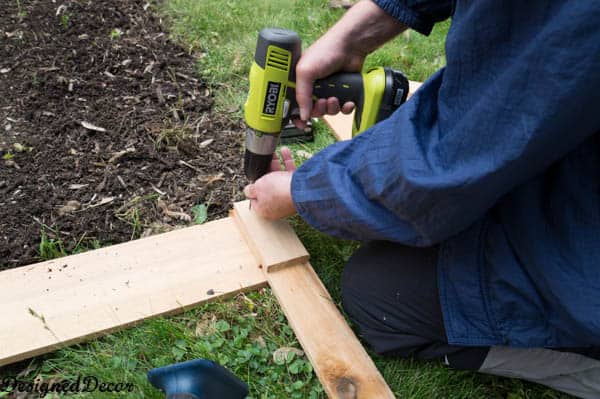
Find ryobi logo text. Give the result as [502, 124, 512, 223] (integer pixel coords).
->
[263, 81, 281, 115]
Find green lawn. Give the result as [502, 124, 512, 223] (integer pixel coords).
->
[1, 1, 570, 398]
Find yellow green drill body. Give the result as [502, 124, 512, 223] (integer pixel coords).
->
[244, 27, 409, 182]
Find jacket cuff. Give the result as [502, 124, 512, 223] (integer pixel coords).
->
[372, 0, 434, 35]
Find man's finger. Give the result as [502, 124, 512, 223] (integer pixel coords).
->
[295, 64, 314, 122]
[326, 97, 341, 115]
[313, 98, 328, 117]
[293, 118, 308, 129]
[341, 101, 356, 114]
[243, 184, 257, 199]
[270, 152, 282, 172]
[280, 147, 296, 171]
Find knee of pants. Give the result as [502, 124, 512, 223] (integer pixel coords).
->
[340, 265, 413, 356]
[340, 241, 445, 356]
[340, 248, 390, 345]
[340, 264, 366, 325]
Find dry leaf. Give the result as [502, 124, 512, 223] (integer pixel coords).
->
[108, 147, 135, 163]
[194, 315, 217, 337]
[13, 143, 25, 152]
[58, 200, 81, 216]
[81, 121, 107, 132]
[88, 197, 115, 209]
[157, 200, 191, 222]
[200, 138, 214, 148]
[272, 347, 304, 364]
[296, 150, 313, 159]
[56, 4, 67, 15]
[68, 183, 88, 190]
[252, 335, 267, 348]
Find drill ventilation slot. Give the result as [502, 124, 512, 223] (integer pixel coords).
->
[266, 48, 290, 72]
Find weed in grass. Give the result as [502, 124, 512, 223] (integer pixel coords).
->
[109, 28, 123, 40]
[152, 126, 190, 150]
[31, 71, 40, 87]
[191, 203, 209, 224]
[71, 233, 102, 254]
[38, 230, 67, 260]
[15, 0, 26, 20]
[37, 230, 102, 261]
[117, 207, 143, 240]
[60, 13, 70, 30]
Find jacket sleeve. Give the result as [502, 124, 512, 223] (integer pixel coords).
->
[291, 4, 600, 246]
[372, 0, 454, 35]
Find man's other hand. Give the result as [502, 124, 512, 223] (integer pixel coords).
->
[243, 147, 297, 220]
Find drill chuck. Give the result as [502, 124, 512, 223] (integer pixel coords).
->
[244, 128, 279, 182]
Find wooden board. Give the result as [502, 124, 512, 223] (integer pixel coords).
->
[324, 79, 423, 141]
[231, 200, 309, 272]
[267, 262, 395, 399]
[0, 217, 267, 367]
[4, 200, 394, 397]
[231, 207, 394, 398]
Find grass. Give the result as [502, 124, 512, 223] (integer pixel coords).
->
[38, 229, 102, 261]
[2, 292, 322, 399]
[2, 1, 571, 398]
[164, 0, 447, 113]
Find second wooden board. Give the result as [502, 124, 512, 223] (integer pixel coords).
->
[267, 262, 395, 398]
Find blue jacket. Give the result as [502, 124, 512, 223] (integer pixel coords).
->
[291, 0, 600, 348]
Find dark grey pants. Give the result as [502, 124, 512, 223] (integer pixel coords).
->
[341, 241, 600, 398]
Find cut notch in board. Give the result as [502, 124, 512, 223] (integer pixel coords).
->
[231, 200, 309, 272]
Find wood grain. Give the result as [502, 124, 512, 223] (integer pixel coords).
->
[231, 200, 309, 272]
[323, 80, 423, 141]
[267, 262, 395, 398]
[0, 218, 267, 367]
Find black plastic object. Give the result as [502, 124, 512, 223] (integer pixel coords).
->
[375, 68, 409, 122]
[147, 359, 248, 399]
[280, 119, 314, 144]
[313, 72, 365, 112]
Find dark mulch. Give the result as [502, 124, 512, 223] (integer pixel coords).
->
[0, 0, 247, 269]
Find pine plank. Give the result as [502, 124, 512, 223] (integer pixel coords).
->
[323, 79, 423, 141]
[0, 217, 267, 367]
[230, 207, 394, 397]
[231, 200, 309, 272]
[267, 262, 395, 399]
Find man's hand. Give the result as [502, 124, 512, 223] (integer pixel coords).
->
[295, 0, 407, 128]
[243, 147, 297, 220]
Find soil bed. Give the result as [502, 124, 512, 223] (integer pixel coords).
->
[0, 0, 247, 269]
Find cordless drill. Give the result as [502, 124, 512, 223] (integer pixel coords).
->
[243, 27, 409, 182]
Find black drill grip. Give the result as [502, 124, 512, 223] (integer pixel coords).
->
[313, 72, 364, 110]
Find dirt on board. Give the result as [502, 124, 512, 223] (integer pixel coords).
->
[0, 0, 248, 269]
